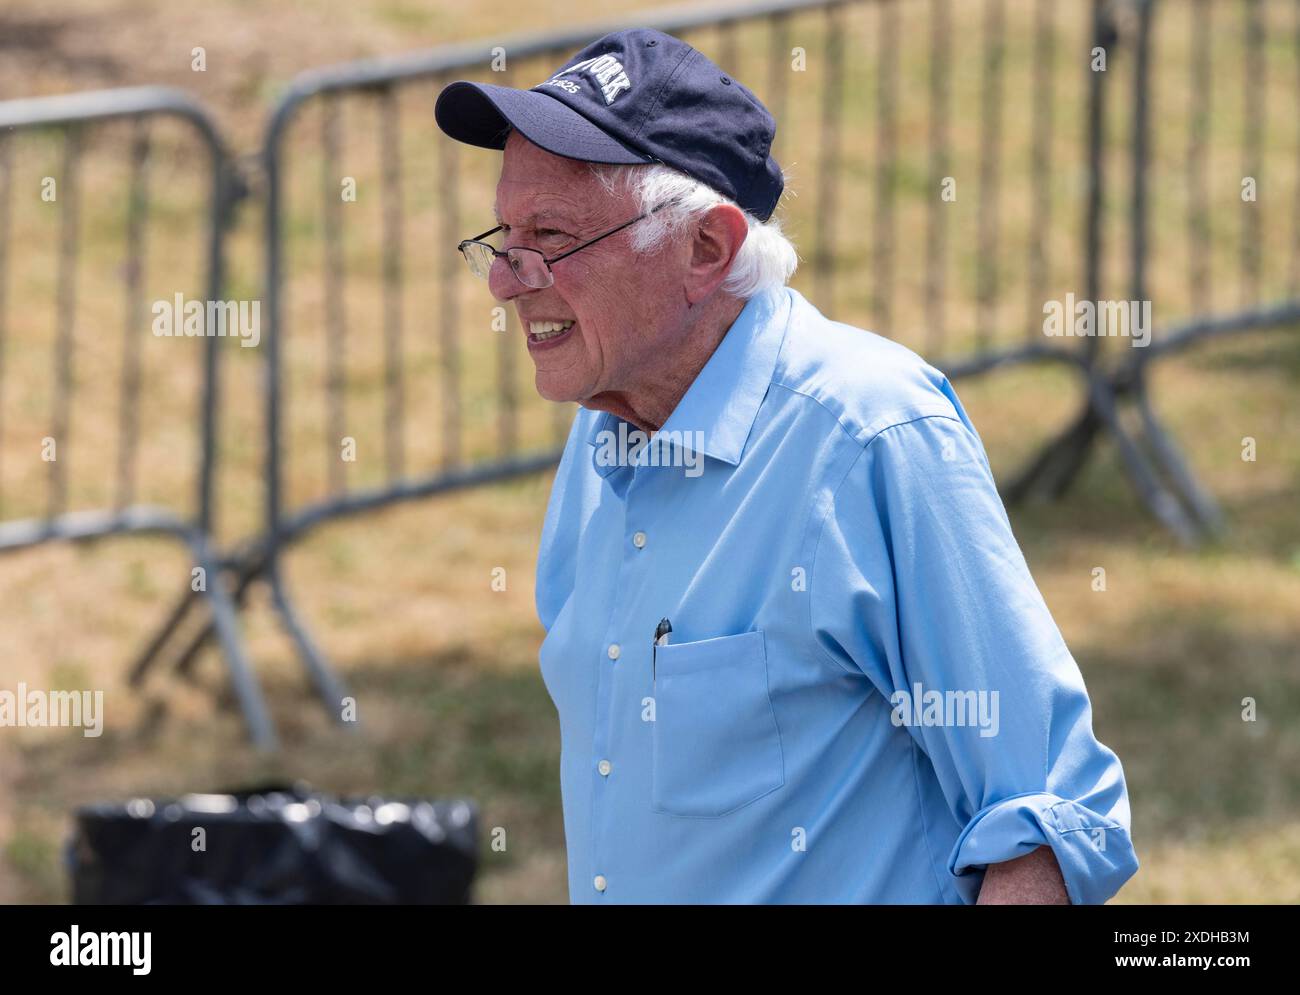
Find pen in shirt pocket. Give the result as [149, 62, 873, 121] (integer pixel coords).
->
[652, 617, 672, 681]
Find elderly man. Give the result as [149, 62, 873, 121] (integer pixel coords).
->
[435, 28, 1138, 904]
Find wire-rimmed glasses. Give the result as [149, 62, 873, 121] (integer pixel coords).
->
[457, 200, 678, 289]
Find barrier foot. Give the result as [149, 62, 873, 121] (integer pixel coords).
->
[1086, 374, 1202, 547]
[268, 565, 357, 730]
[128, 584, 201, 687]
[1133, 374, 1225, 537]
[193, 542, 278, 751]
[1002, 366, 1217, 547]
[174, 552, 267, 679]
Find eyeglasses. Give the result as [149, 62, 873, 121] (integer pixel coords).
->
[457, 200, 677, 290]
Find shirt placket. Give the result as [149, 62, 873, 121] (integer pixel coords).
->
[586, 450, 657, 901]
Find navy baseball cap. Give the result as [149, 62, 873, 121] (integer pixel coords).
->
[434, 28, 784, 221]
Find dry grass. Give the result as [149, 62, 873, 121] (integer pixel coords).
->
[0, 0, 1298, 903]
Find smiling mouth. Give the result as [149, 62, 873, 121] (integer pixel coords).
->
[527, 319, 575, 343]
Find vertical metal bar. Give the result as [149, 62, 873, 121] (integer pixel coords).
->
[1241, 0, 1264, 307]
[1121, 2, 1202, 541]
[975, 0, 1005, 352]
[438, 105, 462, 470]
[1187, 0, 1211, 314]
[1082, 0, 1110, 363]
[199, 131, 227, 539]
[380, 85, 406, 481]
[872, 0, 899, 334]
[497, 67, 518, 459]
[48, 126, 81, 522]
[768, 12, 790, 169]
[321, 93, 347, 493]
[264, 116, 287, 549]
[1292, 0, 1300, 298]
[1015, 0, 1117, 511]
[0, 134, 10, 513]
[924, 0, 950, 357]
[1025, 0, 1056, 340]
[1131, 0, 1153, 309]
[813, 1, 844, 313]
[116, 116, 150, 513]
[718, 18, 739, 75]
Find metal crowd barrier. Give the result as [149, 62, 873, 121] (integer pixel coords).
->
[0, 87, 275, 748]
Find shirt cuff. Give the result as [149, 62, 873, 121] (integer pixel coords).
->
[947, 791, 1139, 905]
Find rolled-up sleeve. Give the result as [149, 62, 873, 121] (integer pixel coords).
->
[810, 407, 1139, 904]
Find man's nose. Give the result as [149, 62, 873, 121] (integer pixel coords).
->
[488, 256, 529, 303]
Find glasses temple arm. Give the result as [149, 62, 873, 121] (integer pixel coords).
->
[544, 200, 679, 265]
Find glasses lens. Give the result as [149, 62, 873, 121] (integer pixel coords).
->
[508, 248, 553, 289]
[460, 241, 495, 279]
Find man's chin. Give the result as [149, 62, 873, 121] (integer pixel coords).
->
[533, 375, 584, 405]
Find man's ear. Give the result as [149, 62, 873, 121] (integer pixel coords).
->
[684, 204, 748, 305]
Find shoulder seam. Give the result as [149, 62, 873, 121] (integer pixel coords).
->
[861, 411, 966, 453]
[770, 380, 963, 450]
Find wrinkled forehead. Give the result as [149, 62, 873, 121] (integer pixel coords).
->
[495, 131, 627, 224]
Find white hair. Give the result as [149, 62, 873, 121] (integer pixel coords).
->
[586, 161, 799, 299]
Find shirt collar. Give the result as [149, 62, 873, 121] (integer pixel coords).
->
[585, 286, 791, 476]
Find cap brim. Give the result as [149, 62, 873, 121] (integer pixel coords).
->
[435, 81, 653, 165]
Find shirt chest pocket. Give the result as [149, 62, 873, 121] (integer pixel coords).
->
[651, 629, 785, 818]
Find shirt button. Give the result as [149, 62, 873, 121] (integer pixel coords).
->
[607, 643, 621, 661]
[598, 759, 612, 776]
[632, 531, 647, 549]
[594, 874, 607, 893]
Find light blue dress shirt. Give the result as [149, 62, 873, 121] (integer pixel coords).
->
[535, 284, 1138, 904]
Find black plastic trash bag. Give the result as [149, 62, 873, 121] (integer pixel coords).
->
[68, 783, 477, 904]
